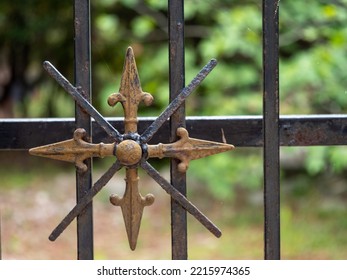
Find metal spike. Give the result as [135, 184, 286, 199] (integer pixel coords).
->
[108, 47, 153, 133]
[147, 127, 235, 172]
[29, 128, 115, 172]
[110, 168, 154, 250]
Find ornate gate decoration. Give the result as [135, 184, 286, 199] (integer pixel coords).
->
[29, 47, 234, 250]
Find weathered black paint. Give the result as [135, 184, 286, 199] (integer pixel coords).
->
[74, 0, 93, 260]
[263, 0, 280, 260]
[168, 0, 187, 260]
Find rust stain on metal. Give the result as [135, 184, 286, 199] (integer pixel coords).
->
[291, 125, 327, 146]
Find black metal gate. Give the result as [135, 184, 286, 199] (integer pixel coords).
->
[1, 0, 347, 260]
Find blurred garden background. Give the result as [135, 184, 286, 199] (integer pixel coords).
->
[1, 0, 347, 259]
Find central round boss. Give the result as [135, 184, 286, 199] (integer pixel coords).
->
[115, 140, 142, 166]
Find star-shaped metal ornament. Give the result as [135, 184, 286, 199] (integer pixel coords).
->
[29, 47, 235, 250]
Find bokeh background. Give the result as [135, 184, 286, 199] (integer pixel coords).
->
[1, 0, 347, 259]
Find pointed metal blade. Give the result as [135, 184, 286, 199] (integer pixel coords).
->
[29, 129, 115, 172]
[148, 127, 235, 172]
[110, 168, 154, 250]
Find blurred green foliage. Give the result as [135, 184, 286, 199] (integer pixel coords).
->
[1, 0, 347, 201]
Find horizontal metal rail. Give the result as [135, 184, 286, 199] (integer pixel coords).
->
[1, 115, 347, 150]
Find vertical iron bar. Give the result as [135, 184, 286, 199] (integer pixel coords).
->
[74, 0, 93, 260]
[263, 0, 280, 259]
[168, 0, 187, 260]
[0, 212, 2, 260]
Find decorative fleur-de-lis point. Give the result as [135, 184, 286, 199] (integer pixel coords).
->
[109, 171, 155, 250]
[107, 47, 153, 133]
[147, 127, 235, 173]
[29, 128, 115, 172]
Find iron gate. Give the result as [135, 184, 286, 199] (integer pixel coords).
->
[1, 0, 347, 260]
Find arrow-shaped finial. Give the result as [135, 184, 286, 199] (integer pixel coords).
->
[147, 127, 235, 172]
[110, 168, 154, 250]
[108, 47, 153, 133]
[29, 129, 115, 172]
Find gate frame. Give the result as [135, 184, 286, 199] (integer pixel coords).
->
[1, 0, 347, 260]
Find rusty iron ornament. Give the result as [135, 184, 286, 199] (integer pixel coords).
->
[29, 128, 115, 172]
[29, 47, 234, 250]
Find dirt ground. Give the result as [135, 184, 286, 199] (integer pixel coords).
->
[1, 169, 171, 259]
[1, 164, 261, 260]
